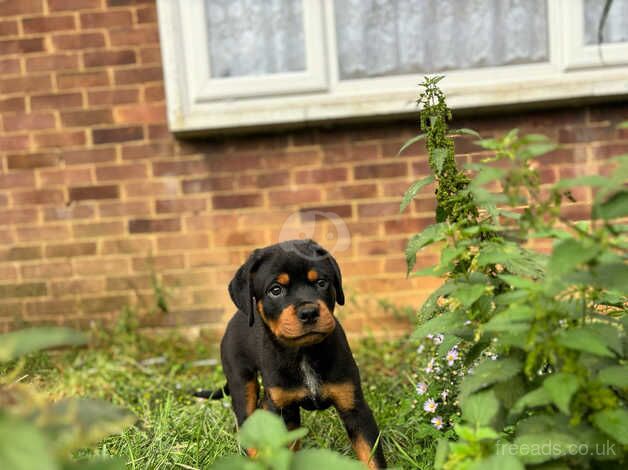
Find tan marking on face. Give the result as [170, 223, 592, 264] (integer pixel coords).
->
[307, 269, 318, 282]
[322, 381, 355, 412]
[245, 380, 259, 416]
[276, 273, 290, 285]
[267, 386, 308, 408]
[353, 435, 378, 469]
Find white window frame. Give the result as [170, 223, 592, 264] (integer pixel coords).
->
[157, 0, 628, 134]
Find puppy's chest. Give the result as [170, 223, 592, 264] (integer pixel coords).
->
[299, 357, 321, 398]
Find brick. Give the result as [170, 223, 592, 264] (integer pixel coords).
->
[0, 228, 15, 245]
[358, 239, 407, 256]
[60, 109, 113, 127]
[184, 214, 237, 231]
[0, 172, 35, 189]
[80, 295, 129, 314]
[1, 246, 41, 261]
[110, 27, 159, 47]
[43, 205, 94, 221]
[23, 15, 75, 33]
[1, 75, 52, 94]
[132, 254, 184, 271]
[69, 185, 119, 201]
[268, 189, 320, 206]
[24, 299, 76, 316]
[181, 176, 233, 194]
[152, 159, 206, 177]
[73, 221, 124, 238]
[106, 274, 151, 291]
[0, 20, 18, 36]
[114, 103, 165, 123]
[40, 168, 92, 186]
[34, 130, 86, 149]
[0, 135, 29, 151]
[63, 147, 116, 165]
[593, 142, 628, 160]
[384, 217, 432, 235]
[51, 278, 104, 297]
[148, 124, 168, 140]
[326, 183, 377, 201]
[13, 189, 64, 206]
[139, 47, 161, 65]
[3, 112, 55, 132]
[21, 261, 72, 279]
[357, 202, 399, 218]
[101, 238, 152, 254]
[57, 70, 109, 89]
[80, 11, 132, 29]
[26, 53, 79, 72]
[354, 162, 407, 180]
[92, 126, 143, 144]
[213, 193, 263, 210]
[162, 271, 213, 287]
[84, 49, 136, 67]
[0, 283, 46, 298]
[124, 181, 177, 198]
[144, 83, 164, 101]
[17, 225, 70, 242]
[107, 0, 153, 6]
[412, 197, 437, 214]
[53, 32, 105, 50]
[137, 6, 157, 23]
[45, 241, 96, 258]
[95, 163, 147, 182]
[75, 258, 130, 276]
[88, 88, 139, 106]
[0, 300, 21, 315]
[536, 148, 576, 165]
[0, 58, 20, 74]
[0, 208, 38, 224]
[98, 201, 149, 218]
[48, 0, 100, 10]
[560, 203, 590, 221]
[295, 167, 348, 184]
[121, 141, 174, 160]
[31, 92, 82, 110]
[157, 233, 209, 251]
[0, 38, 46, 55]
[114, 65, 162, 85]
[155, 198, 206, 214]
[299, 204, 352, 219]
[7, 152, 59, 170]
[0, 97, 24, 114]
[129, 218, 181, 233]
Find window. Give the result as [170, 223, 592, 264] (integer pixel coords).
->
[156, 0, 628, 133]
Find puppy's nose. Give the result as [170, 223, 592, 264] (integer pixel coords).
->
[297, 306, 319, 324]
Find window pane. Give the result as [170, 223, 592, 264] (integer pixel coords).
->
[205, 0, 306, 78]
[334, 0, 549, 80]
[584, 0, 628, 45]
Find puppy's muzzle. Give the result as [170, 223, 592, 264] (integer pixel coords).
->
[296, 303, 319, 325]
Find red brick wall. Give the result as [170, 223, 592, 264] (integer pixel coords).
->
[1, 0, 627, 335]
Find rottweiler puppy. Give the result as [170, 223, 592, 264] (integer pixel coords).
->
[195, 239, 386, 468]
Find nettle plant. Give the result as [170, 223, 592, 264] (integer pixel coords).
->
[400, 76, 627, 469]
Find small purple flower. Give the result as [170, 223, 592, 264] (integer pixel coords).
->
[446, 348, 459, 366]
[415, 382, 428, 395]
[423, 398, 438, 413]
[431, 415, 444, 429]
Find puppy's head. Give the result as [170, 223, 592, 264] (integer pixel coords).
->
[229, 239, 344, 347]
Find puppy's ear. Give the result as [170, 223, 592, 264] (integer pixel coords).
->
[308, 241, 345, 306]
[229, 249, 265, 326]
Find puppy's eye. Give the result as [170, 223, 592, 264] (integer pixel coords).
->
[268, 285, 284, 297]
[316, 279, 328, 289]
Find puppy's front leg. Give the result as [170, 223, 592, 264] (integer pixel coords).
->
[324, 382, 386, 469]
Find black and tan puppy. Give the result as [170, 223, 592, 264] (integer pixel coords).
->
[196, 239, 386, 468]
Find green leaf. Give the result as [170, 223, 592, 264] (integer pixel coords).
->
[553, 175, 610, 190]
[291, 449, 365, 470]
[547, 239, 599, 277]
[0, 414, 58, 470]
[520, 143, 557, 160]
[239, 410, 307, 451]
[412, 309, 467, 340]
[405, 223, 447, 273]
[510, 432, 581, 464]
[452, 284, 485, 307]
[211, 456, 265, 470]
[469, 454, 524, 470]
[484, 305, 535, 334]
[434, 438, 449, 470]
[397, 133, 426, 155]
[498, 275, 537, 290]
[556, 327, 614, 358]
[594, 189, 628, 220]
[462, 390, 499, 426]
[0, 327, 87, 363]
[451, 128, 481, 138]
[400, 175, 434, 213]
[512, 387, 552, 414]
[597, 365, 628, 387]
[542, 373, 579, 414]
[591, 409, 628, 445]
[460, 358, 522, 398]
[431, 148, 448, 173]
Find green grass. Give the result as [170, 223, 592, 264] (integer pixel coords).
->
[20, 327, 437, 469]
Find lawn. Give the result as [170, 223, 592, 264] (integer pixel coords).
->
[20, 319, 436, 469]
